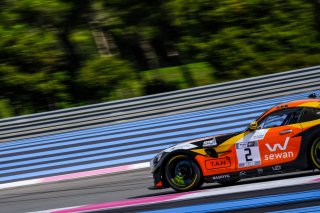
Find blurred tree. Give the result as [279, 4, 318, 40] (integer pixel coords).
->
[76, 56, 136, 103]
[97, 0, 161, 71]
[0, 0, 320, 117]
[89, 1, 114, 56]
[99, 0, 197, 87]
[0, 0, 72, 114]
[166, 0, 320, 79]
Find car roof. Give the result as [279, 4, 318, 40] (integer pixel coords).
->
[279, 98, 320, 108]
[257, 98, 320, 121]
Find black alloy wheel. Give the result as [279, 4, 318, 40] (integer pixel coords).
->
[310, 138, 320, 169]
[165, 155, 203, 192]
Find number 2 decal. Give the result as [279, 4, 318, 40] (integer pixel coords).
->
[236, 141, 261, 168]
[244, 148, 253, 162]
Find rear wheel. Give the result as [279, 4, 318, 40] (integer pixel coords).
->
[165, 155, 203, 192]
[310, 138, 320, 169]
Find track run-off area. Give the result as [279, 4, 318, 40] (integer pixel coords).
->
[0, 168, 319, 213]
[1, 67, 320, 212]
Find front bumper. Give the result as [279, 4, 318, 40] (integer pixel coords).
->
[148, 171, 168, 190]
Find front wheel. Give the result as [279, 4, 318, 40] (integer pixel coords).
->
[165, 155, 203, 192]
[310, 138, 320, 169]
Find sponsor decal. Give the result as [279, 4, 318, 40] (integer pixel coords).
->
[237, 142, 247, 149]
[264, 137, 294, 161]
[251, 129, 268, 140]
[205, 157, 231, 170]
[164, 143, 197, 152]
[257, 168, 264, 174]
[212, 174, 230, 180]
[247, 141, 256, 147]
[272, 165, 282, 171]
[236, 141, 258, 149]
[238, 129, 268, 143]
[239, 171, 247, 177]
[264, 151, 294, 161]
[266, 137, 289, 152]
[203, 138, 217, 147]
[187, 136, 212, 143]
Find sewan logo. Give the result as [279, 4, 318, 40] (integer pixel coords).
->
[264, 137, 294, 161]
[265, 137, 289, 152]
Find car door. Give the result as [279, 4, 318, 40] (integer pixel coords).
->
[258, 108, 303, 167]
[235, 108, 303, 170]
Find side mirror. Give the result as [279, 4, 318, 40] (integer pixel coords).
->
[249, 121, 258, 130]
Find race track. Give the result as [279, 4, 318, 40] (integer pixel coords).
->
[2, 68, 320, 213]
[1, 168, 320, 213]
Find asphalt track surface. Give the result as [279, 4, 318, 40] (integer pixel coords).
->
[1, 168, 320, 213]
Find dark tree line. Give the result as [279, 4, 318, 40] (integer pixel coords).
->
[0, 0, 320, 117]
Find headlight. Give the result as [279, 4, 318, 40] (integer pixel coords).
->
[151, 152, 164, 171]
[156, 152, 164, 162]
[153, 152, 164, 165]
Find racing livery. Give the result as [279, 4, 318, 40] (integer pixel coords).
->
[149, 96, 320, 191]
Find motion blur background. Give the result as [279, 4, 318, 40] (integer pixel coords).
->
[1, 0, 320, 118]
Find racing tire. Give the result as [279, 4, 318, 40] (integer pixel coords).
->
[310, 138, 320, 169]
[165, 155, 203, 192]
[217, 177, 240, 186]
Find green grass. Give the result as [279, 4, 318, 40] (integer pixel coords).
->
[0, 99, 13, 118]
[141, 62, 217, 89]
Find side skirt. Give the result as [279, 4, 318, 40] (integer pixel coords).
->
[204, 162, 310, 183]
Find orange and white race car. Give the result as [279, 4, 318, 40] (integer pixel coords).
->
[149, 96, 320, 191]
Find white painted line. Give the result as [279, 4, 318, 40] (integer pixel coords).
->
[27, 206, 84, 213]
[0, 179, 41, 190]
[130, 162, 150, 170]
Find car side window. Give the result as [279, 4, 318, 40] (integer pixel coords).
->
[259, 108, 302, 129]
[299, 108, 320, 123]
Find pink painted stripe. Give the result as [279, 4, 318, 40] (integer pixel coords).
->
[0, 163, 149, 190]
[41, 165, 131, 183]
[310, 178, 320, 182]
[51, 192, 192, 213]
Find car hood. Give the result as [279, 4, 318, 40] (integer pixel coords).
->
[164, 132, 241, 153]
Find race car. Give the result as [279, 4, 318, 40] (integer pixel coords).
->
[149, 95, 320, 191]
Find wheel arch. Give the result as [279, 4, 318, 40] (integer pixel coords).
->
[159, 150, 203, 187]
[308, 135, 320, 169]
[298, 124, 320, 168]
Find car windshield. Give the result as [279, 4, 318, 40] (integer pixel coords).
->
[244, 106, 303, 131]
[243, 105, 276, 131]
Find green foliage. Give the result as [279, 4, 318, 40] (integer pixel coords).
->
[167, 0, 320, 79]
[77, 56, 137, 102]
[0, 99, 13, 118]
[0, 0, 320, 117]
[142, 62, 216, 89]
